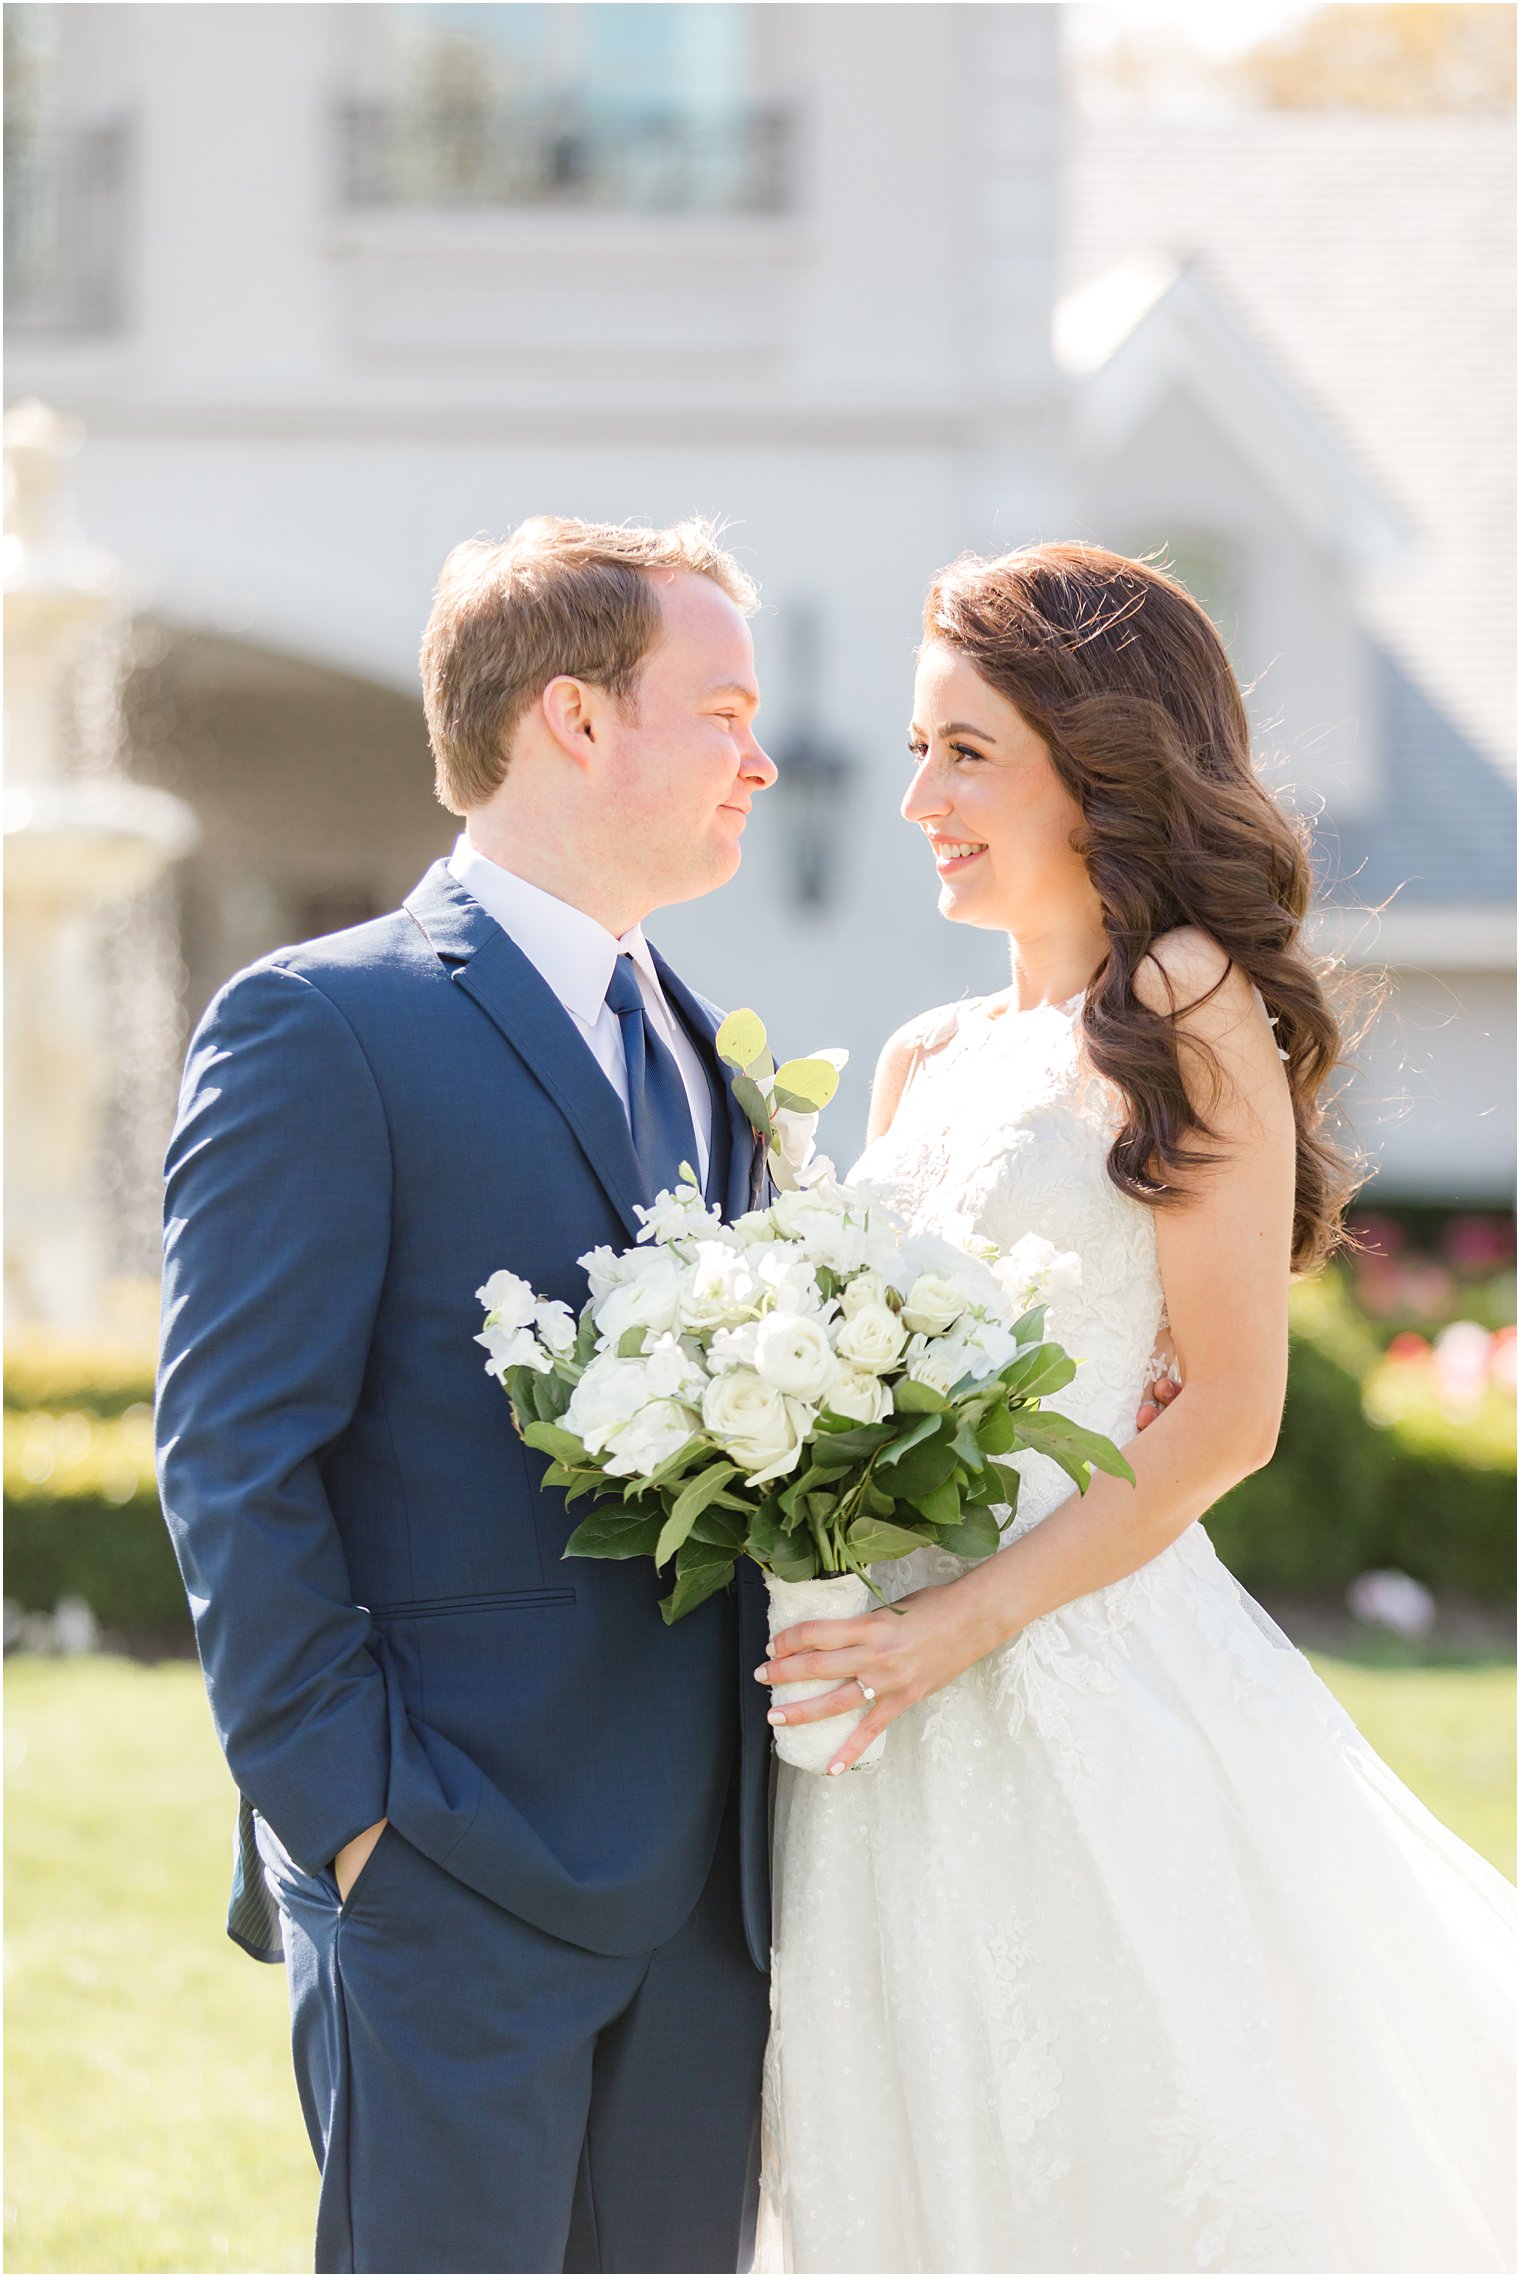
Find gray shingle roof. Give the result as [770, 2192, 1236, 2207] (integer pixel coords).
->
[1065, 115, 1516, 792]
[1319, 646, 1518, 907]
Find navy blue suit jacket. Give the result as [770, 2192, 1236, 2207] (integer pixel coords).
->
[157, 861, 773, 1971]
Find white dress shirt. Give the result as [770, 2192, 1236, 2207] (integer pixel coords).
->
[447, 835, 712, 1187]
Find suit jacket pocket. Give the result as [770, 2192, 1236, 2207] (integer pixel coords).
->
[365, 1586, 575, 1620]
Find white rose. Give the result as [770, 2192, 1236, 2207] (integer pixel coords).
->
[901, 1272, 970, 1337]
[729, 1209, 776, 1249]
[826, 1368, 892, 1425]
[601, 1398, 697, 1480]
[476, 1269, 538, 1328]
[905, 1335, 978, 1398]
[592, 1249, 685, 1342]
[701, 1368, 809, 1486]
[840, 1269, 890, 1318]
[475, 1320, 552, 1378]
[679, 1241, 759, 1334]
[751, 1312, 839, 1403]
[533, 1299, 577, 1357]
[891, 1231, 1002, 1313]
[834, 1300, 908, 1374]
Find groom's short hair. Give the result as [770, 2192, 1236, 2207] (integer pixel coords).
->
[420, 514, 759, 812]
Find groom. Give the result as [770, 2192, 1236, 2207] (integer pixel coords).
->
[156, 516, 779, 2274]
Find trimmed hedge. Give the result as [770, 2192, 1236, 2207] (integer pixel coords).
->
[1206, 1282, 1515, 1601]
[4, 1283, 1515, 1643]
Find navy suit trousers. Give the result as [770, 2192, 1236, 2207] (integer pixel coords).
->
[256, 1779, 769, 2275]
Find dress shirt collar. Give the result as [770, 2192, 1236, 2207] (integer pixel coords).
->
[447, 835, 659, 1026]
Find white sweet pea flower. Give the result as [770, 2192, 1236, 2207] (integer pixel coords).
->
[563, 1354, 657, 1452]
[701, 1368, 810, 1486]
[475, 1320, 553, 1378]
[592, 1248, 686, 1342]
[959, 1316, 1022, 1376]
[600, 1399, 697, 1480]
[996, 1234, 1083, 1314]
[476, 1269, 538, 1328]
[900, 1272, 971, 1338]
[905, 1334, 979, 1398]
[825, 1368, 893, 1425]
[634, 1182, 724, 1246]
[678, 1240, 760, 1334]
[579, 1246, 629, 1305]
[834, 1300, 908, 1375]
[706, 1318, 760, 1373]
[534, 1300, 578, 1357]
[754, 1243, 827, 1317]
[750, 1312, 839, 1403]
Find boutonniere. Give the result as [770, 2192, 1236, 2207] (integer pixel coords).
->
[714, 1009, 847, 1192]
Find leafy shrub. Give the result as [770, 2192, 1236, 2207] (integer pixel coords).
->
[1206, 1281, 1515, 1601]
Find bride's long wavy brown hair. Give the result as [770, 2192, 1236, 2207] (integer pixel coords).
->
[923, 542, 1357, 1271]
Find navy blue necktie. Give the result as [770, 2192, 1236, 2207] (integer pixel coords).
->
[605, 955, 700, 1200]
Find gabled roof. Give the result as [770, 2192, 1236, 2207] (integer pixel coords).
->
[1055, 252, 1407, 570]
[1065, 114, 1516, 781]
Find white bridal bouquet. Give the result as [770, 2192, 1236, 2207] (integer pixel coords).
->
[478, 1012, 1132, 1771]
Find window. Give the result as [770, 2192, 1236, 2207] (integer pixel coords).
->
[342, 3, 784, 214]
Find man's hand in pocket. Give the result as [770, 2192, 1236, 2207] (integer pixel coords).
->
[334, 1817, 388, 1901]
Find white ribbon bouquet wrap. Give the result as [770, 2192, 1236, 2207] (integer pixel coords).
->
[478, 1011, 1132, 1773]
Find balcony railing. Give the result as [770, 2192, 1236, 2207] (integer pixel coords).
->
[4, 121, 131, 336]
[337, 101, 791, 216]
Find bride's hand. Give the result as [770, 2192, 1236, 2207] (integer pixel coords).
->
[757, 1577, 1006, 1775]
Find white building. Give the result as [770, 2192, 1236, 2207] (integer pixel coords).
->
[5, 2, 1513, 1214]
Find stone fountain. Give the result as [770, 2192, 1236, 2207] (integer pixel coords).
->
[4, 399, 198, 1332]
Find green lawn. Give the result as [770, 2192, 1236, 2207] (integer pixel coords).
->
[6, 1651, 1515, 2274]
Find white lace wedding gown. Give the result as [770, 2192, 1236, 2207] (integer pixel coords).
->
[759, 994, 1516, 2276]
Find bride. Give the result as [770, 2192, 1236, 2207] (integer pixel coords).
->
[755, 543, 1516, 2274]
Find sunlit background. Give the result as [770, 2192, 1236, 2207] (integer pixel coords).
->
[4, 6, 1515, 2271]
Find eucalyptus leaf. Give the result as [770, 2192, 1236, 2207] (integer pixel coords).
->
[772, 1056, 841, 1112]
[616, 1328, 649, 1360]
[730, 1073, 776, 1143]
[715, 1008, 769, 1071]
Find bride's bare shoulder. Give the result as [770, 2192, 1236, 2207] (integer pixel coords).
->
[866, 999, 978, 1144]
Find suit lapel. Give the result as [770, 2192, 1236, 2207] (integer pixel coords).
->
[405, 862, 649, 1243]
[652, 947, 768, 1222]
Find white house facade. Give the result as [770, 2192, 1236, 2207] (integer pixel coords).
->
[5, 2, 1512, 1244]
